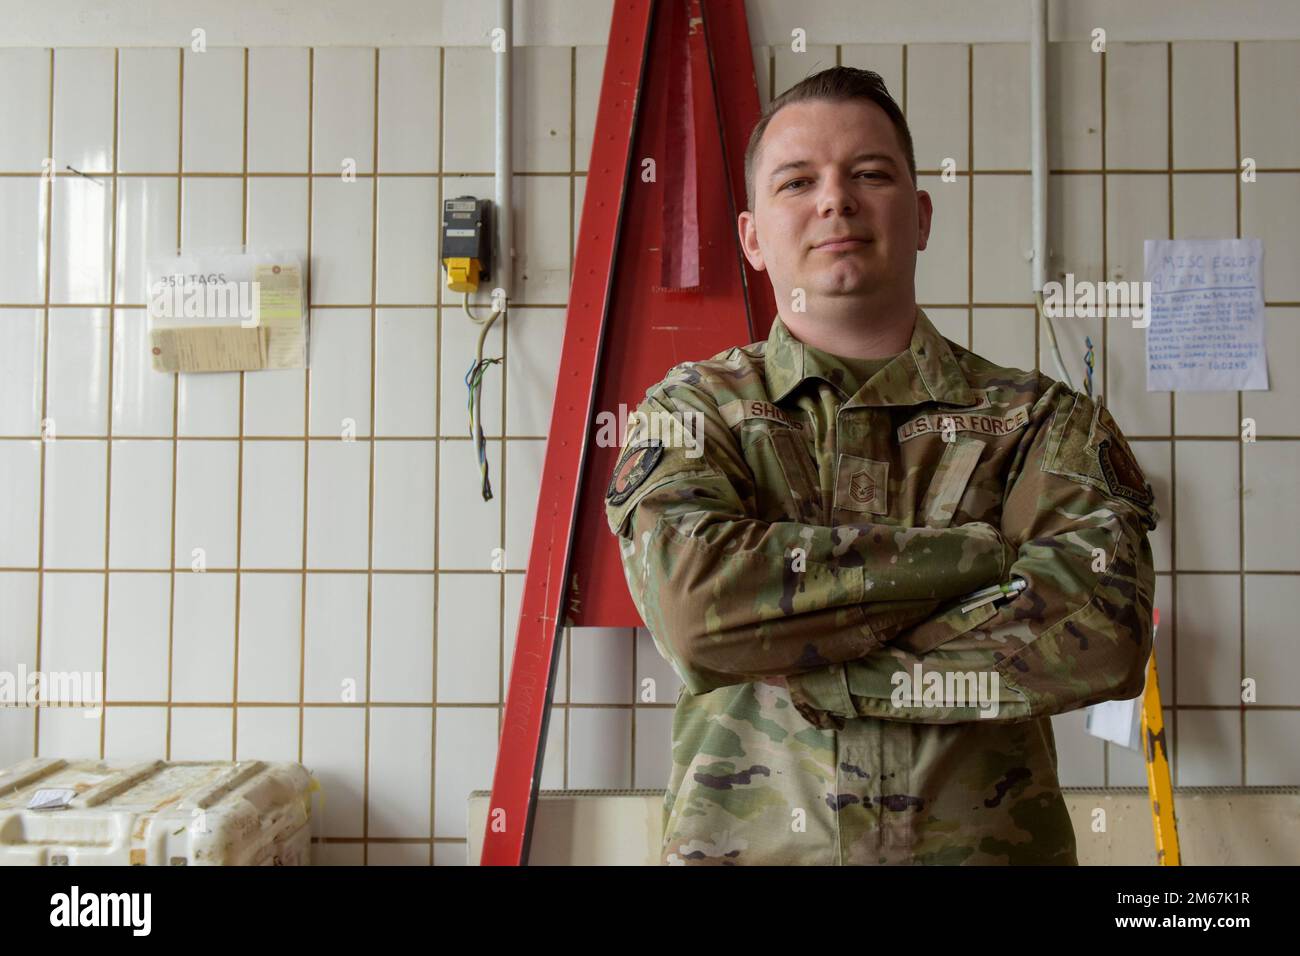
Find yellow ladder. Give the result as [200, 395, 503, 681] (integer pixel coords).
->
[1140, 608, 1180, 865]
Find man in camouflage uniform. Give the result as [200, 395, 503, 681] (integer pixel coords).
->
[604, 67, 1157, 865]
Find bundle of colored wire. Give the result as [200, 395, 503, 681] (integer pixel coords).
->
[1083, 335, 1095, 399]
[463, 292, 504, 501]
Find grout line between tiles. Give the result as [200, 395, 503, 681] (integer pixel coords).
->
[98, 47, 121, 758]
[4, 166, 1296, 179]
[298, 46, 315, 774]
[164, 45, 184, 761]
[1234, 40, 1247, 785]
[31, 48, 55, 758]
[360, 45, 381, 866]
[1099, 41, 1111, 785]
[232, 45, 250, 760]
[430, 42, 445, 867]
[1163, 41, 1178, 786]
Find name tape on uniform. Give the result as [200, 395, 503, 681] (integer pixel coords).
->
[897, 405, 1031, 444]
[718, 399, 806, 431]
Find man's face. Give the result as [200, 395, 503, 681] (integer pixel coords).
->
[739, 98, 932, 307]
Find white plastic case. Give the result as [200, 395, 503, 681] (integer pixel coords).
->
[0, 758, 313, 866]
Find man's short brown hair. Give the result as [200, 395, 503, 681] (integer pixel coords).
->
[744, 66, 917, 211]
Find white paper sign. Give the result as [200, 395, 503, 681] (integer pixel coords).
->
[145, 250, 307, 373]
[1144, 238, 1268, 392]
[1085, 697, 1143, 750]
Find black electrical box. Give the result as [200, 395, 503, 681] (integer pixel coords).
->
[441, 196, 493, 290]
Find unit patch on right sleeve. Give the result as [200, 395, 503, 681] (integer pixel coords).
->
[1043, 392, 1158, 529]
[1097, 433, 1155, 509]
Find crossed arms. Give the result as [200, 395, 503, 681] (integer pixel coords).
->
[606, 376, 1158, 725]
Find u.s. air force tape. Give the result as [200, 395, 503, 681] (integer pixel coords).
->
[896, 406, 1031, 443]
[606, 439, 665, 506]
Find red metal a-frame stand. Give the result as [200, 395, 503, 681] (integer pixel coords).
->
[480, 0, 775, 865]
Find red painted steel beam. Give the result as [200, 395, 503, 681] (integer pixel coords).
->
[481, 0, 772, 866]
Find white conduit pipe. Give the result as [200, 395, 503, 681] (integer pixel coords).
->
[1031, 0, 1073, 388]
[496, 0, 514, 303]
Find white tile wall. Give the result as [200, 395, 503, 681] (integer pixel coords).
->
[105, 573, 170, 700]
[568, 707, 631, 789]
[50, 178, 111, 304]
[303, 573, 368, 703]
[241, 441, 306, 568]
[107, 439, 172, 567]
[172, 571, 236, 701]
[906, 44, 968, 171]
[1172, 42, 1235, 169]
[45, 308, 109, 435]
[1104, 43, 1168, 170]
[112, 310, 174, 434]
[0, 49, 50, 171]
[569, 627, 633, 705]
[115, 178, 179, 303]
[52, 48, 115, 173]
[43, 440, 107, 566]
[375, 178, 440, 304]
[0, 179, 46, 303]
[1242, 173, 1300, 301]
[378, 48, 440, 173]
[972, 44, 1029, 170]
[972, 177, 1033, 302]
[117, 49, 179, 175]
[235, 706, 298, 763]
[0, 310, 44, 434]
[0, 37, 1296, 866]
[104, 706, 167, 760]
[248, 49, 310, 173]
[236, 573, 301, 702]
[181, 49, 243, 174]
[374, 309, 437, 436]
[368, 707, 433, 839]
[371, 574, 434, 702]
[312, 48, 375, 175]
[915, 174, 967, 302]
[1047, 43, 1101, 169]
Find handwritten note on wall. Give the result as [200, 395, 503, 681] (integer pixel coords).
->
[1144, 238, 1269, 392]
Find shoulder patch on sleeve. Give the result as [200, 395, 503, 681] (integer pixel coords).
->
[1089, 403, 1154, 509]
[1097, 433, 1154, 509]
[1042, 392, 1157, 525]
[606, 438, 665, 506]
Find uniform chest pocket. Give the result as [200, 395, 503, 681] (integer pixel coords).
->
[742, 426, 824, 525]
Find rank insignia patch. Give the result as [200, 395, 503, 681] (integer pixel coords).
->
[606, 439, 665, 506]
[849, 470, 877, 505]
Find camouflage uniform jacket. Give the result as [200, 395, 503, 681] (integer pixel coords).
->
[604, 308, 1158, 865]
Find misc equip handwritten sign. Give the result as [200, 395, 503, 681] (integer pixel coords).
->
[1144, 238, 1268, 392]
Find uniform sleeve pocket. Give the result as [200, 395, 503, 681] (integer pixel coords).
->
[605, 470, 702, 538]
[1039, 394, 1157, 528]
[891, 598, 999, 655]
